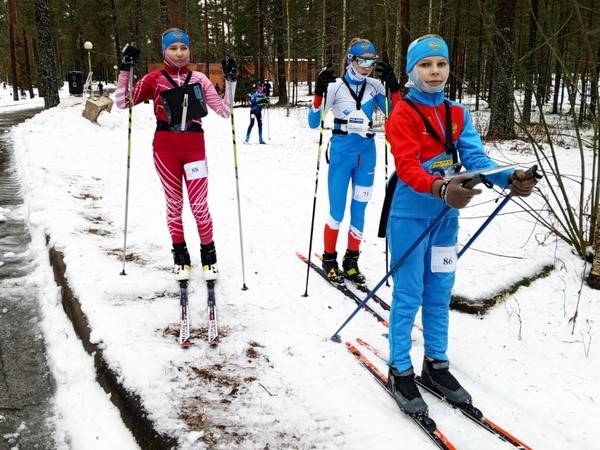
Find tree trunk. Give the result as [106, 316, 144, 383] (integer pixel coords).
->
[552, 9, 567, 114]
[308, 0, 314, 95]
[449, 4, 461, 101]
[167, 0, 186, 28]
[273, 0, 287, 105]
[204, 0, 209, 73]
[475, 13, 483, 111]
[109, 0, 121, 70]
[587, 202, 600, 288]
[259, 0, 265, 82]
[21, 29, 34, 98]
[7, 0, 19, 101]
[34, 0, 60, 108]
[487, 0, 517, 139]
[399, 0, 410, 86]
[160, 0, 169, 30]
[523, 0, 539, 124]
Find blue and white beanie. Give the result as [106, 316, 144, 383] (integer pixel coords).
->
[406, 35, 449, 74]
[346, 40, 378, 65]
[346, 40, 378, 81]
[161, 29, 190, 54]
[405, 35, 449, 93]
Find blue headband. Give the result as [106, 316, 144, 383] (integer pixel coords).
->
[347, 41, 377, 57]
[162, 30, 190, 54]
[406, 36, 449, 73]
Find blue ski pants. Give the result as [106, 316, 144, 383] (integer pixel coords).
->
[326, 141, 376, 239]
[386, 215, 458, 372]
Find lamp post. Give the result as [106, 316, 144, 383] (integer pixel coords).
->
[84, 41, 94, 99]
[113, 65, 118, 84]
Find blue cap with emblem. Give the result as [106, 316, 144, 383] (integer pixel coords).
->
[161, 29, 190, 54]
[406, 35, 449, 74]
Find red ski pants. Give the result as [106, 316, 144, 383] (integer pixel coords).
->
[152, 131, 213, 245]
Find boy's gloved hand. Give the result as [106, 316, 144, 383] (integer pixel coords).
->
[509, 169, 538, 197]
[433, 175, 482, 209]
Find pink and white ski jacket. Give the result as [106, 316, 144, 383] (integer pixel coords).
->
[115, 62, 235, 127]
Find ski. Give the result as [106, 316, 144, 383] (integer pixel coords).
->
[355, 338, 532, 450]
[353, 283, 391, 311]
[414, 376, 532, 450]
[297, 252, 388, 327]
[179, 281, 191, 348]
[207, 280, 219, 346]
[346, 341, 456, 450]
[313, 253, 392, 312]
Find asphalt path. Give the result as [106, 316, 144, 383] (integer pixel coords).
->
[0, 107, 57, 450]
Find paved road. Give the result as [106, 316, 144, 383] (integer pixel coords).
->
[0, 108, 57, 450]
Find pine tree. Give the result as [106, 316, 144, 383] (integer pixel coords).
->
[34, 0, 59, 108]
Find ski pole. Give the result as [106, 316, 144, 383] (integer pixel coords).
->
[302, 87, 329, 297]
[266, 104, 271, 140]
[228, 75, 248, 291]
[330, 205, 452, 342]
[120, 66, 135, 276]
[383, 84, 390, 286]
[458, 195, 511, 259]
[330, 172, 490, 341]
[457, 164, 541, 259]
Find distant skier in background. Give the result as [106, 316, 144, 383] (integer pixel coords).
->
[245, 84, 269, 144]
[263, 79, 272, 97]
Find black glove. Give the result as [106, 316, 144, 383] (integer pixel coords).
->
[509, 169, 538, 197]
[222, 57, 238, 81]
[120, 43, 141, 71]
[315, 66, 336, 96]
[433, 175, 482, 209]
[375, 57, 401, 93]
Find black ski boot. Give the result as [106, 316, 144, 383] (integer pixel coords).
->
[420, 357, 472, 406]
[200, 241, 219, 281]
[172, 241, 191, 282]
[342, 250, 366, 285]
[388, 366, 428, 417]
[322, 251, 344, 284]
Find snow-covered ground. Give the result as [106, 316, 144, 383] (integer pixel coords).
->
[2, 82, 599, 449]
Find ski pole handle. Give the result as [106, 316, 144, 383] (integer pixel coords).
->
[461, 173, 484, 189]
[525, 164, 542, 179]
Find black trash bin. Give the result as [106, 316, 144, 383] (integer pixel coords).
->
[67, 71, 83, 95]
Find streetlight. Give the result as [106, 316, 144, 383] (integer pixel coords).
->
[113, 65, 118, 84]
[84, 41, 94, 99]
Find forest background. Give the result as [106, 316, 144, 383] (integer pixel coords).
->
[3, 0, 600, 291]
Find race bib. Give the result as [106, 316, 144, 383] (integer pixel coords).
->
[431, 245, 457, 273]
[184, 160, 208, 180]
[353, 184, 373, 202]
[344, 109, 372, 137]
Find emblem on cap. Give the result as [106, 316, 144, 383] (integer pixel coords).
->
[429, 42, 441, 50]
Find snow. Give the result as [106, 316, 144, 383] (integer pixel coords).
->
[2, 82, 599, 449]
